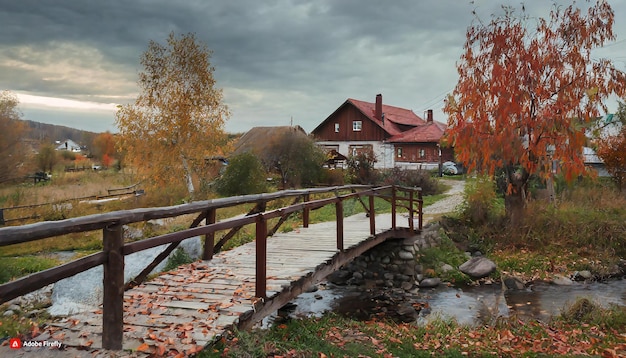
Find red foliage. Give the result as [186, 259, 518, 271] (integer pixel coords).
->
[445, 1, 626, 183]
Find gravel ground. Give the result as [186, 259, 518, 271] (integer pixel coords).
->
[423, 179, 465, 217]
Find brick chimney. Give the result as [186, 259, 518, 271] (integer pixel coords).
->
[427, 109, 433, 123]
[375, 94, 382, 121]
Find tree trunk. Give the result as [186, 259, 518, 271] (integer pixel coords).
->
[504, 166, 530, 227]
[181, 156, 195, 199]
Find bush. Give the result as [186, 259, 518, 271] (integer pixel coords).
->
[319, 168, 345, 186]
[215, 152, 268, 196]
[345, 150, 378, 184]
[379, 167, 440, 195]
[459, 176, 501, 225]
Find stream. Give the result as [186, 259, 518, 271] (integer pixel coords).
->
[266, 279, 626, 327]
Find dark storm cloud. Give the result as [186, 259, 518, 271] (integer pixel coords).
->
[0, 1, 624, 132]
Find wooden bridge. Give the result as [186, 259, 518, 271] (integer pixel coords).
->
[0, 185, 422, 357]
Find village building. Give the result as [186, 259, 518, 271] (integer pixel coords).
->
[311, 94, 454, 170]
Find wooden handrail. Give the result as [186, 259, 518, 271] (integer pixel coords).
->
[0, 184, 422, 350]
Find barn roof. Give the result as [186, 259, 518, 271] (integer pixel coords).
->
[232, 125, 308, 156]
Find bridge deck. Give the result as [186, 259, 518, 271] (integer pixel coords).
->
[8, 212, 400, 357]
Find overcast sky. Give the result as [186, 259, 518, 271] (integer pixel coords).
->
[1, 0, 625, 134]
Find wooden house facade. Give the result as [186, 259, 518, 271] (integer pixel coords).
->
[312, 94, 453, 170]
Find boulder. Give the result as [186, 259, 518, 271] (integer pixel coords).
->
[418, 277, 441, 288]
[573, 270, 593, 281]
[551, 274, 573, 286]
[503, 276, 525, 290]
[395, 302, 419, 323]
[398, 250, 414, 260]
[441, 264, 454, 273]
[459, 257, 496, 279]
[327, 270, 352, 285]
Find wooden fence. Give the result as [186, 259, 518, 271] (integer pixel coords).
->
[0, 185, 422, 350]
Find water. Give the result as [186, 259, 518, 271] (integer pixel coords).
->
[273, 279, 626, 326]
[48, 236, 203, 316]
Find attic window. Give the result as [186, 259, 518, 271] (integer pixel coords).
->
[335, 123, 339, 132]
[419, 149, 426, 158]
[352, 120, 362, 131]
[397, 147, 403, 158]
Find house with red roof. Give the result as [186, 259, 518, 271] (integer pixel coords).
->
[311, 94, 454, 170]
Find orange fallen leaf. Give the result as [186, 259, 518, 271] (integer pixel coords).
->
[136, 342, 150, 352]
[156, 344, 166, 356]
[220, 302, 234, 309]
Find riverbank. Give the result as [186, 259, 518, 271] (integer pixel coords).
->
[204, 179, 626, 357]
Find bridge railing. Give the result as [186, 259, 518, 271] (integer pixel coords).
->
[0, 184, 422, 350]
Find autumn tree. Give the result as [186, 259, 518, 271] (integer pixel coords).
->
[115, 32, 229, 200]
[261, 129, 326, 189]
[35, 143, 58, 172]
[214, 152, 268, 196]
[0, 90, 29, 183]
[444, 1, 626, 224]
[91, 131, 117, 167]
[596, 101, 626, 191]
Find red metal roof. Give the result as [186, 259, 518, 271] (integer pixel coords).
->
[347, 98, 425, 136]
[387, 120, 447, 143]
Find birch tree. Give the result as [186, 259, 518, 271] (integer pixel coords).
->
[444, 1, 626, 224]
[116, 32, 229, 200]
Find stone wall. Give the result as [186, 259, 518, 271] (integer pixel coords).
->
[328, 222, 443, 291]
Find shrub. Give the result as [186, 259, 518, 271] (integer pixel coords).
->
[459, 176, 501, 225]
[379, 167, 440, 195]
[319, 168, 345, 186]
[215, 152, 268, 196]
[345, 150, 378, 184]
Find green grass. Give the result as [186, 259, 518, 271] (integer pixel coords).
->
[202, 301, 626, 357]
[417, 231, 474, 285]
[0, 256, 59, 284]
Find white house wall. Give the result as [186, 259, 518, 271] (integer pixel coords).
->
[317, 140, 439, 170]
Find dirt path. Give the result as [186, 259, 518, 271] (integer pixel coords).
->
[422, 179, 465, 222]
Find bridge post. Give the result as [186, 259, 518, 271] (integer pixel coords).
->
[303, 194, 310, 228]
[418, 190, 423, 231]
[369, 194, 375, 235]
[102, 224, 124, 350]
[203, 209, 216, 260]
[409, 190, 414, 231]
[391, 187, 397, 229]
[255, 214, 267, 298]
[336, 200, 344, 251]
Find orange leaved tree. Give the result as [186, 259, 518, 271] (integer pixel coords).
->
[91, 131, 117, 167]
[444, 1, 626, 224]
[116, 32, 229, 200]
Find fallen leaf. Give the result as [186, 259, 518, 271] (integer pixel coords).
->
[136, 342, 150, 352]
[156, 344, 166, 356]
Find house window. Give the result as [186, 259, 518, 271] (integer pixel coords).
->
[352, 120, 362, 131]
[349, 144, 373, 157]
[419, 149, 426, 158]
[334, 123, 340, 133]
[397, 147, 403, 158]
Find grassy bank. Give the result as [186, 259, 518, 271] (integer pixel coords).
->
[203, 299, 626, 357]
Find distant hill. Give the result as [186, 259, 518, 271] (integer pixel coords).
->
[23, 120, 98, 147]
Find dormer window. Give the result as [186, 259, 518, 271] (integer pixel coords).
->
[352, 120, 362, 131]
